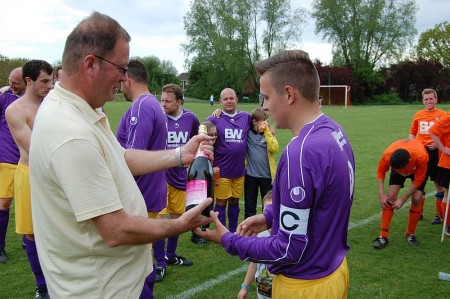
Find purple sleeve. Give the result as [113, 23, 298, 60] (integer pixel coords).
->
[263, 204, 273, 229]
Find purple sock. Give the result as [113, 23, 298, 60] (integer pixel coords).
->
[0, 209, 9, 248]
[166, 235, 179, 259]
[215, 204, 226, 227]
[228, 204, 240, 233]
[24, 237, 46, 287]
[139, 269, 155, 299]
[152, 239, 166, 268]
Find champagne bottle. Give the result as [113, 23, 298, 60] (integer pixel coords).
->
[185, 125, 214, 217]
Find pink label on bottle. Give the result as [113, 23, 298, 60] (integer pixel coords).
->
[186, 179, 207, 206]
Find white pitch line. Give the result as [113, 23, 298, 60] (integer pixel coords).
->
[169, 192, 436, 298]
[167, 264, 249, 299]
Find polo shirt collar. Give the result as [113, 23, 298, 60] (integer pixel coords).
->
[53, 82, 105, 125]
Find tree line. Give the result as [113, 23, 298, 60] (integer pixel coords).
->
[183, 0, 450, 104]
[2, 1, 449, 104]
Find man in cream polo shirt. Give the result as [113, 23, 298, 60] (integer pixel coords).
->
[29, 12, 213, 299]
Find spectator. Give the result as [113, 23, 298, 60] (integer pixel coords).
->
[28, 11, 213, 298]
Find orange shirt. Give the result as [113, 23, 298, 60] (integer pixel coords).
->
[410, 108, 446, 145]
[377, 139, 428, 187]
[429, 113, 450, 169]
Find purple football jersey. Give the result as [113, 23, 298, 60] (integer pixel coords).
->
[166, 109, 199, 190]
[206, 111, 251, 178]
[116, 94, 168, 212]
[221, 114, 355, 279]
[0, 92, 20, 164]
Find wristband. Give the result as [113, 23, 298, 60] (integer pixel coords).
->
[175, 146, 183, 168]
[241, 283, 250, 290]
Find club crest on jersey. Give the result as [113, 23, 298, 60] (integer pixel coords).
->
[279, 205, 309, 235]
[290, 186, 305, 202]
[230, 118, 235, 123]
[130, 116, 138, 125]
[175, 123, 180, 128]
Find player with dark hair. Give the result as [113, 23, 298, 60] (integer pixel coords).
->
[157, 83, 199, 278]
[6, 59, 53, 298]
[116, 59, 168, 289]
[373, 139, 428, 249]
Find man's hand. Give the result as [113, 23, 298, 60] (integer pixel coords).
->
[237, 214, 267, 237]
[194, 210, 229, 244]
[0, 86, 10, 94]
[392, 197, 407, 210]
[378, 193, 393, 209]
[178, 198, 214, 230]
[211, 109, 222, 118]
[181, 134, 214, 165]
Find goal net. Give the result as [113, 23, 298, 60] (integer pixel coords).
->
[319, 85, 351, 109]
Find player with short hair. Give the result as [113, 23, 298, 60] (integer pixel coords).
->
[409, 88, 446, 224]
[157, 83, 199, 277]
[429, 113, 450, 237]
[206, 88, 251, 233]
[6, 59, 53, 298]
[198, 49, 355, 298]
[0, 67, 26, 264]
[116, 59, 168, 290]
[373, 139, 429, 249]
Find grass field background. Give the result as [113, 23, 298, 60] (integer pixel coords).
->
[1, 98, 450, 298]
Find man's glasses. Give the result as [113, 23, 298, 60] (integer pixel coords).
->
[208, 133, 219, 138]
[94, 55, 128, 74]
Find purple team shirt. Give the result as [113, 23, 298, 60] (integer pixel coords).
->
[206, 111, 251, 178]
[221, 114, 355, 279]
[166, 109, 199, 190]
[116, 94, 168, 212]
[0, 92, 21, 164]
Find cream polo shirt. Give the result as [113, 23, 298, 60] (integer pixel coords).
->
[29, 83, 151, 298]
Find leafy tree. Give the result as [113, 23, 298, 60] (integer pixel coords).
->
[311, 0, 417, 100]
[380, 58, 450, 102]
[416, 21, 450, 70]
[131, 56, 180, 93]
[312, 0, 418, 69]
[0, 55, 29, 86]
[183, 0, 306, 99]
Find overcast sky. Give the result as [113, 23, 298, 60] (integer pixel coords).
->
[1, 0, 449, 74]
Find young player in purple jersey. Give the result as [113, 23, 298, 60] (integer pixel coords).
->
[198, 50, 355, 298]
[116, 60, 168, 296]
[0, 67, 26, 264]
[155, 83, 199, 282]
[206, 88, 251, 233]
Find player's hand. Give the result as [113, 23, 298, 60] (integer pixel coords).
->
[378, 194, 392, 209]
[237, 214, 267, 237]
[426, 142, 437, 150]
[194, 210, 229, 244]
[211, 109, 222, 118]
[392, 197, 407, 210]
[237, 288, 248, 299]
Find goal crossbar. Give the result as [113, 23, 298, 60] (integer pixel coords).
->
[320, 85, 351, 109]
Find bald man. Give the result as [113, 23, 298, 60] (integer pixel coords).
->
[0, 67, 26, 264]
[206, 88, 251, 233]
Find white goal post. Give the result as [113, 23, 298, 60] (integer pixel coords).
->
[320, 85, 351, 109]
